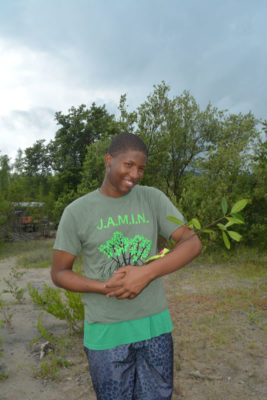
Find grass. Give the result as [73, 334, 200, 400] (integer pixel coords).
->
[15, 240, 54, 269]
[33, 353, 72, 381]
[197, 244, 267, 267]
[9, 240, 84, 270]
[17, 250, 52, 269]
[168, 260, 266, 327]
[0, 239, 83, 269]
[0, 239, 54, 261]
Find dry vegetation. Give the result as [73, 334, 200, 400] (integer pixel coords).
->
[165, 259, 267, 399]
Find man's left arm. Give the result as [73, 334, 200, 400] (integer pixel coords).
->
[105, 226, 202, 300]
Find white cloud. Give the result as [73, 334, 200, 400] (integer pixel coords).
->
[0, 0, 266, 162]
[0, 108, 55, 161]
[0, 38, 122, 111]
[0, 37, 122, 160]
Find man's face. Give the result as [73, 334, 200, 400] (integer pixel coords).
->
[104, 150, 147, 197]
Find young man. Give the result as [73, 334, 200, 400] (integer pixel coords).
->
[51, 132, 202, 400]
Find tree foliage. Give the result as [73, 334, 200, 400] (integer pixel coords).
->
[0, 154, 11, 200]
[0, 83, 265, 247]
[135, 82, 222, 196]
[24, 140, 51, 177]
[49, 103, 119, 193]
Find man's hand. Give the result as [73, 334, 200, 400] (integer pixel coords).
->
[104, 226, 202, 300]
[105, 266, 151, 300]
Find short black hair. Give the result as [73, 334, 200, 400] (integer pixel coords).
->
[108, 132, 148, 157]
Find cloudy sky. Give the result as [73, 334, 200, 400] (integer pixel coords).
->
[0, 0, 266, 161]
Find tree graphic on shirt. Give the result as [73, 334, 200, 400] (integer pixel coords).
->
[98, 231, 152, 278]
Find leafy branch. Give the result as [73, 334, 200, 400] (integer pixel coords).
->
[28, 283, 84, 334]
[167, 198, 249, 250]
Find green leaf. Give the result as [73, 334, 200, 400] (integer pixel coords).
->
[222, 231, 230, 249]
[202, 229, 214, 233]
[230, 199, 249, 214]
[227, 230, 242, 242]
[191, 218, 201, 230]
[221, 197, 228, 215]
[231, 213, 245, 223]
[217, 223, 226, 231]
[225, 217, 245, 227]
[167, 216, 185, 226]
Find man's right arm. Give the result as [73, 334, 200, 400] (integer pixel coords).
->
[51, 250, 108, 294]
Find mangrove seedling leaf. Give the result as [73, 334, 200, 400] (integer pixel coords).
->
[225, 217, 245, 228]
[227, 230, 242, 242]
[231, 213, 245, 223]
[217, 223, 226, 231]
[230, 199, 249, 214]
[222, 231, 230, 249]
[191, 218, 201, 230]
[167, 216, 185, 226]
[221, 197, 228, 215]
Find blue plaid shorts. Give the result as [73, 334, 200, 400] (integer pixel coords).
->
[84, 333, 173, 400]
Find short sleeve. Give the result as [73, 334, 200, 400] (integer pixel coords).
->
[53, 206, 82, 255]
[154, 190, 186, 240]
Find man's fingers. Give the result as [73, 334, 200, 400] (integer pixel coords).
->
[113, 270, 126, 276]
[105, 282, 122, 289]
[105, 271, 126, 288]
[106, 289, 136, 300]
[106, 288, 125, 297]
[116, 292, 134, 300]
[105, 276, 124, 289]
[114, 267, 127, 274]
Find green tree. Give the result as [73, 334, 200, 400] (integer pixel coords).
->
[24, 140, 51, 177]
[135, 82, 222, 196]
[10, 141, 52, 202]
[118, 93, 138, 133]
[0, 154, 11, 200]
[7, 149, 28, 202]
[51, 190, 80, 223]
[0, 197, 15, 241]
[50, 103, 118, 194]
[13, 148, 24, 175]
[78, 136, 110, 196]
[245, 134, 267, 247]
[176, 113, 260, 246]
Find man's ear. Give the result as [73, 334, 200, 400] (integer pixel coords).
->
[104, 153, 112, 167]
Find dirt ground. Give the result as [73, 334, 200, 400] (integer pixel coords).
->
[0, 254, 266, 400]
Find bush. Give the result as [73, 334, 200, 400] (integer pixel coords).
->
[28, 284, 84, 334]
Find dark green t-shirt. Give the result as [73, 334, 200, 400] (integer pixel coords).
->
[54, 185, 185, 324]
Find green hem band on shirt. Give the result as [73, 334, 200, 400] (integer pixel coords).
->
[84, 309, 173, 350]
